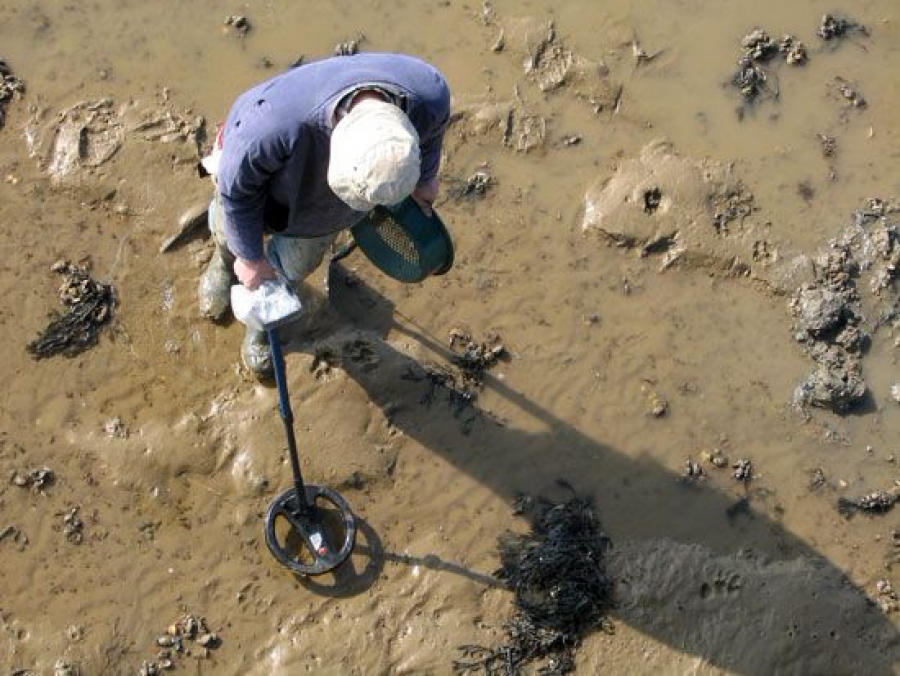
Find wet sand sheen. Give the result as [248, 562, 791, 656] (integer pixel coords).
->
[1, 0, 899, 673]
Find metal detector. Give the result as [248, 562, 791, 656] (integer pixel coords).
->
[264, 328, 357, 575]
[232, 279, 357, 576]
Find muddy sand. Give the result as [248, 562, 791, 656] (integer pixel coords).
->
[1, 0, 900, 674]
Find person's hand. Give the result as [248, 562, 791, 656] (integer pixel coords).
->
[234, 257, 278, 289]
[411, 177, 440, 216]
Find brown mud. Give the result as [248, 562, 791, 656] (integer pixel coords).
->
[1, 0, 900, 674]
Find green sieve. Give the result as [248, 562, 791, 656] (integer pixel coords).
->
[349, 196, 454, 283]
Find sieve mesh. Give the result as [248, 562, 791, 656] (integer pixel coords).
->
[369, 210, 421, 265]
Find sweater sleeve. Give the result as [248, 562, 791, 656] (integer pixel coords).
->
[418, 125, 447, 185]
[216, 106, 295, 260]
[415, 78, 451, 185]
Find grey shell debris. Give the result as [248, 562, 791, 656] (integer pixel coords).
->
[837, 489, 899, 517]
[791, 198, 900, 413]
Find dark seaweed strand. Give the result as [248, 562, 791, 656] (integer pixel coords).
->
[454, 494, 613, 675]
[27, 277, 114, 359]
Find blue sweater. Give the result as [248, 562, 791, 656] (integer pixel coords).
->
[216, 53, 451, 260]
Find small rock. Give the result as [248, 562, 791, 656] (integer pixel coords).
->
[779, 34, 808, 65]
[731, 57, 768, 101]
[835, 78, 866, 108]
[701, 448, 729, 468]
[334, 34, 365, 57]
[11, 467, 55, 491]
[452, 169, 493, 200]
[104, 417, 128, 439]
[53, 660, 81, 676]
[681, 458, 705, 482]
[741, 28, 778, 62]
[817, 133, 837, 158]
[197, 632, 219, 648]
[891, 384, 900, 403]
[790, 286, 849, 337]
[224, 15, 251, 36]
[732, 459, 753, 484]
[818, 13, 867, 41]
[875, 579, 899, 613]
[139, 661, 160, 676]
[809, 467, 828, 491]
[62, 506, 84, 544]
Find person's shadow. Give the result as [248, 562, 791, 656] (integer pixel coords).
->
[279, 262, 900, 675]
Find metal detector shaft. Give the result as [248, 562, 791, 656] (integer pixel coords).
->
[267, 327, 312, 516]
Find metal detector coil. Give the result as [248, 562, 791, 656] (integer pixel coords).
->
[265, 485, 357, 576]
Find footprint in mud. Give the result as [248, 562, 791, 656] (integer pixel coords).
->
[785, 620, 839, 642]
[699, 570, 743, 599]
[342, 339, 380, 372]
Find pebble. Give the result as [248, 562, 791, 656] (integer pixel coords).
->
[649, 394, 668, 417]
[732, 459, 753, 483]
[875, 579, 899, 613]
[63, 507, 84, 544]
[104, 417, 128, 439]
[139, 661, 160, 676]
[53, 660, 80, 676]
[148, 613, 220, 670]
[11, 467, 55, 491]
[223, 15, 251, 35]
[198, 632, 218, 648]
[681, 458, 705, 481]
[701, 448, 729, 468]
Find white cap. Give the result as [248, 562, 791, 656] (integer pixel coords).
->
[328, 98, 421, 212]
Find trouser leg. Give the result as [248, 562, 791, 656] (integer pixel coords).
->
[198, 194, 236, 321]
[266, 232, 339, 285]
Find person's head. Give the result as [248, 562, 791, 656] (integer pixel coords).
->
[328, 95, 421, 212]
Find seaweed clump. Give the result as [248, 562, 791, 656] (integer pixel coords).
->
[27, 260, 115, 359]
[449, 329, 507, 391]
[455, 488, 613, 675]
[0, 58, 26, 129]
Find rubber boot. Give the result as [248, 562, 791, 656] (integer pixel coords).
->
[242, 327, 274, 379]
[198, 242, 236, 320]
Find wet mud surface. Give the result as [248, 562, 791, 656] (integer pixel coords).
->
[1, 0, 900, 674]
